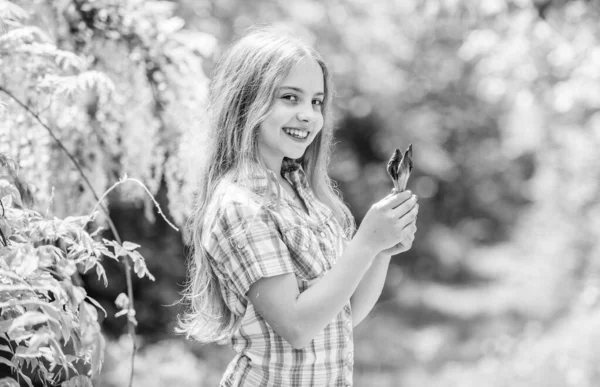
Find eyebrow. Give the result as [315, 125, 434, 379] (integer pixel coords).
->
[279, 86, 324, 97]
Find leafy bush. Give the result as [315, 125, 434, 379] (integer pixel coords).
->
[0, 1, 210, 384]
[0, 158, 154, 386]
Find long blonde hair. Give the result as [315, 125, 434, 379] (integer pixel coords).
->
[176, 26, 356, 343]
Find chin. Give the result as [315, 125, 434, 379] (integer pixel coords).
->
[286, 150, 306, 160]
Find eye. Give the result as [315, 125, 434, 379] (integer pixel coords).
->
[282, 94, 298, 102]
[313, 99, 324, 107]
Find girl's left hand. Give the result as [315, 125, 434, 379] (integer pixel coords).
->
[377, 220, 417, 257]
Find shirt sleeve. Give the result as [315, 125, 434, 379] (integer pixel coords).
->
[203, 200, 296, 306]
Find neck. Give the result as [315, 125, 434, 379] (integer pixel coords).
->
[260, 154, 283, 178]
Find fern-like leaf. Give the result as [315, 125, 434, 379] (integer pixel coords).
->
[0, 1, 29, 23]
[39, 71, 115, 101]
[53, 50, 86, 71]
[0, 26, 49, 47]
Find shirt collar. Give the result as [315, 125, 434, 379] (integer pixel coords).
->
[232, 158, 335, 225]
[235, 158, 306, 198]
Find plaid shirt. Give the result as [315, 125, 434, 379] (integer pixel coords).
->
[202, 159, 354, 387]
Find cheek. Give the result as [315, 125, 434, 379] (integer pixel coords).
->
[258, 114, 282, 137]
[315, 114, 324, 131]
[265, 104, 288, 125]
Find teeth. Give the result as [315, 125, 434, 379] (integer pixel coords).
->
[283, 128, 308, 139]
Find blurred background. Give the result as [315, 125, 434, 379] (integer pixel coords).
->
[2, 0, 600, 386]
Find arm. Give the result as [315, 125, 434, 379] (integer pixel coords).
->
[247, 192, 417, 349]
[247, 237, 377, 349]
[349, 252, 392, 327]
[350, 213, 419, 327]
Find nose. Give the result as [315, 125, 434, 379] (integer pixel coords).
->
[296, 102, 317, 123]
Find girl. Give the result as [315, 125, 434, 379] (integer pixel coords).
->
[177, 26, 419, 387]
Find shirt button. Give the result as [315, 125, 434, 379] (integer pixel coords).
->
[236, 241, 245, 249]
[345, 321, 352, 330]
[319, 231, 326, 238]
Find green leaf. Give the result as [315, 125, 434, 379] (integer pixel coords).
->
[61, 282, 86, 308]
[0, 319, 13, 332]
[0, 356, 15, 369]
[56, 259, 76, 277]
[54, 50, 86, 71]
[85, 296, 107, 318]
[114, 293, 129, 310]
[0, 269, 26, 283]
[94, 263, 108, 287]
[0, 343, 12, 353]
[0, 180, 22, 208]
[0, 376, 20, 386]
[0, 155, 17, 173]
[27, 330, 51, 352]
[57, 313, 72, 345]
[0, 0, 29, 22]
[0, 284, 35, 292]
[80, 301, 98, 324]
[0, 218, 12, 240]
[62, 215, 93, 229]
[103, 239, 130, 258]
[48, 336, 67, 366]
[8, 311, 49, 332]
[69, 328, 81, 354]
[115, 246, 129, 258]
[128, 249, 143, 262]
[47, 319, 63, 344]
[17, 370, 33, 387]
[0, 25, 48, 46]
[133, 257, 155, 281]
[122, 241, 141, 251]
[8, 244, 39, 277]
[14, 345, 41, 358]
[96, 244, 116, 259]
[36, 245, 62, 268]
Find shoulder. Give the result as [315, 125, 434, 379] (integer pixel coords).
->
[204, 177, 273, 237]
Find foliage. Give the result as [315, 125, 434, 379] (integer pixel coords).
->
[5, 0, 600, 385]
[0, 156, 155, 385]
[0, 0, 214, 229]
[0, 1, 199, 384]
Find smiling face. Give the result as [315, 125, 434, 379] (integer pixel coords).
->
[257, 57, 325, 173]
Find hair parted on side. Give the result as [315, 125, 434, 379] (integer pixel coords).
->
[175, 25, 356, 344]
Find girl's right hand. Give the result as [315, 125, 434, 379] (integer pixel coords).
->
[354, 190, 418, 256]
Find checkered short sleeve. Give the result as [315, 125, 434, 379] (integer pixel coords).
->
[203, 200, 296, 313]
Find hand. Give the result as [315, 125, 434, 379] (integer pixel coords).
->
[354, 190, 418, 256]
[377, 219, 417, 257]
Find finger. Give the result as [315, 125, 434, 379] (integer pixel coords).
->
[399, 205, 419, 229]
[393, 197, 418, 219]
[402, 219, 417, 231]
[400, 223, 416, 242]
[382, 190, 412, 209]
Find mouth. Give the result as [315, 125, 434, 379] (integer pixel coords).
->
[282, 127, 310, 141]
